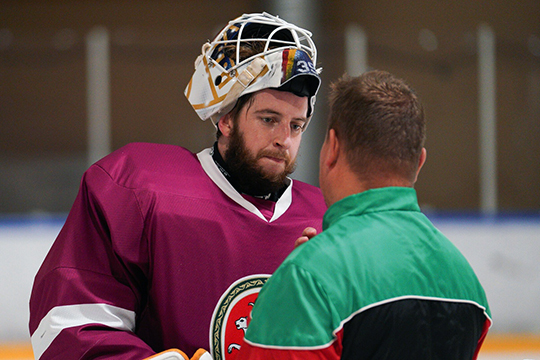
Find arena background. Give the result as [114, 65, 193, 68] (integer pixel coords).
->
[1, 0, 539, 359]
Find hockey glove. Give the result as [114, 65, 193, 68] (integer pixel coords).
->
[144, 348, 212, 360]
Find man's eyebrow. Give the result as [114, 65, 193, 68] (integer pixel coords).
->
[254, 108, 281, 116]
[253, 108, 308, 122]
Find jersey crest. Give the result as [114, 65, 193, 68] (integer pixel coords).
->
[209, 274, 269, 360]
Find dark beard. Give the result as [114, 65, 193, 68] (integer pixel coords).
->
[224, 126, 296, 197]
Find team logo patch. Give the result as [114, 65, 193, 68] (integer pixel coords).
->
[209, 274, 269, 360]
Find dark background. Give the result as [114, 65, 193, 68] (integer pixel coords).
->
[1, 0, 539, 214]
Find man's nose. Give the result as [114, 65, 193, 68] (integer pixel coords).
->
[273, 123, 292, 149]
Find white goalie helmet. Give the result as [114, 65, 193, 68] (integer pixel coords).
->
[185, 12, 322, 128]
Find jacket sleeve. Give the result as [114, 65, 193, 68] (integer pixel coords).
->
[29, 163, 154, 359]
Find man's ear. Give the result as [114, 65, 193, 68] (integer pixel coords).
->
[218, 113, 233, 138]
[324, 128, 340, 169]
[414, 147, 427, 183]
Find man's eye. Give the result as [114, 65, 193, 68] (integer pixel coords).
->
[292, 123, 305, 131]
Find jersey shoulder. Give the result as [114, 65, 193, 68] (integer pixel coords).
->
[289, 179, 327, 216]
[91, 142, 208, 195]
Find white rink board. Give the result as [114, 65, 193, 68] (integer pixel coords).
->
[0, 218, 60, 341]
[0, 215, 539, 341]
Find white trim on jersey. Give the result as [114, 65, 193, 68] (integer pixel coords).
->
[31, 303, 136, 359]
[197, 148, 293, 223]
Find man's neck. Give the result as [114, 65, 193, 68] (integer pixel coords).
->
[325, 162, 413, 207]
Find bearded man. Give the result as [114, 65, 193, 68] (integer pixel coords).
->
[29, 12, 327, 360]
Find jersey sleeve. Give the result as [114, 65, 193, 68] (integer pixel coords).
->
[236, 262, 341, 360]
[29, 163, 155, 359]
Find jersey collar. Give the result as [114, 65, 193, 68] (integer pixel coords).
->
[198, 147, 293, 223]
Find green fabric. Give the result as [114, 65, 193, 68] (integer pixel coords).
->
[245, 187, 490, 348]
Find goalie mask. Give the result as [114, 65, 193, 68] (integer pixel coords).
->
[185, 12, 322, 128]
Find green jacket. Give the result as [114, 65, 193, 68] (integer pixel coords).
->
[241, 187, 491, 360]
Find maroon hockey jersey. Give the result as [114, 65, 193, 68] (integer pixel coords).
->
[29, 143, 326, 359]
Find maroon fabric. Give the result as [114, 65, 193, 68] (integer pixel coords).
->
[30, 143, 326, 359]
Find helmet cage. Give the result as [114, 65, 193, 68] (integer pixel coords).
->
[185, 12, 322, 128]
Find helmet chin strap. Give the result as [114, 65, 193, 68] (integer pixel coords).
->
[211, 57, 268, 127]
